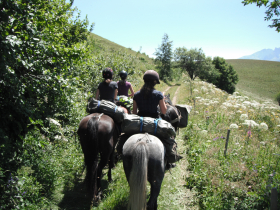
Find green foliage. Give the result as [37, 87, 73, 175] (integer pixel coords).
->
[212, 57, 239, 94]
[275, 92, 280, 105]
[242, 0, 280, 32]
[174, 47, 207, 80]
[0, 0, 92, 207]
[154, 33, 173, 82]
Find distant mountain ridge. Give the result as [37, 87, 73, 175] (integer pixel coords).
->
[239, 47, 280, 61]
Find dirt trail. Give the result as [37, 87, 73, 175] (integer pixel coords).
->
[159, 85, 199, 209]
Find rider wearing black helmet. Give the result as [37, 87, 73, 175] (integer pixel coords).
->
[117, 70, 134, 97]
[133, 70, 167, 118]
[95, 67, 118, 103]
[133, 70, 180, 168]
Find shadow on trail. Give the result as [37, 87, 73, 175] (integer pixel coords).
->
[58, 167, 128, 210]
[58, 171, 92, 210]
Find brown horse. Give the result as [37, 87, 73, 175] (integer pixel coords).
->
[77, 113, 119, 201]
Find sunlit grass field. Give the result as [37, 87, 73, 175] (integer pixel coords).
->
[226, 59, 280, 102]
[183, 79, 280, 209]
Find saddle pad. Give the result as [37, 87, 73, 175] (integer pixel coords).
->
[121, 114, 176, 139]
[175, 104, 192, 128]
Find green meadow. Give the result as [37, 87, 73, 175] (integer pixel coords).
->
[226, 59, 280, 102]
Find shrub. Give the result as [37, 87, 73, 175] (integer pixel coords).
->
[275, 92, 280, 105]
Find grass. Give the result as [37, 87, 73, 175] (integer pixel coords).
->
[183, 78, 280, 209]
[226, 59, 280, 102]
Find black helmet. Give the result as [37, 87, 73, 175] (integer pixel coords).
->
[102, 67, 113, 79]
[143, 70, 160, 84]
[119, 70, 128, 80]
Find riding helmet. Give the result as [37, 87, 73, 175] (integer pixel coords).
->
[119, 70, 128, 80]
[143, 70, 160, 84]
[102, 67, 113, 79]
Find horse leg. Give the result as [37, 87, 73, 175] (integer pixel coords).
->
[147, 180, 163, 210]
[107, 135, 116, 182]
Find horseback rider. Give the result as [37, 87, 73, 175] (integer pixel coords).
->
[95, 67, 118, 103]
[117, 70, 135, 97]
[133, 70, 181, 169]
[133, 70, 167, 118]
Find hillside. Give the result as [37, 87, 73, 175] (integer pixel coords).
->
[226, 59, 280, 102]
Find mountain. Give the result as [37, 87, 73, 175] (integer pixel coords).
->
[239, 47, 280, 61]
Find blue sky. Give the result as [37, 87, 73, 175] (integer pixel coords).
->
[71, 0, 279, 59]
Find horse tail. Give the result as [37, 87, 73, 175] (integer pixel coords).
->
[85, 116, 99, 195]
[128, 141, 148, 210]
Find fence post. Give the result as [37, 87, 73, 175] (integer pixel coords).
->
[271, 187, 278, 210]
[224, 129, 231, 157]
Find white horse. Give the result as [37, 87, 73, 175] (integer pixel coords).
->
[123, 133, 166, 210]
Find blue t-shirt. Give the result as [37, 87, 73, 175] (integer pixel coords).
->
[98, 81, 118, 102]
[133, 89, 163, 117]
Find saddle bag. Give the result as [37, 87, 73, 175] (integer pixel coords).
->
[121, 114, 176, 139]
[86, 98, 124, 123]
[175, 104, 192, 128]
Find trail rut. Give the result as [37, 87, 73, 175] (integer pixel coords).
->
[159, 85, 199, 209]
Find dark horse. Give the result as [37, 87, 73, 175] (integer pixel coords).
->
[77, 113, 119, 201]
[123, 133, 165, 210]
[161, 94, 181, 132]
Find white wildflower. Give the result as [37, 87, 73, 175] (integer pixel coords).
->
[260, 141, 266, 146]
[243, 120, 259, 128]
[241, 105, 247, 110]
[201, 86, 208, 93]
[48, 118, 61, 126]
[200, 130, 208, 136]
[220, 105, 227, 110]
[229, 124, 239, 129]
[243, 101, 251, 106]
[240, 114, 248, 121]
[259, 122, 268, 131]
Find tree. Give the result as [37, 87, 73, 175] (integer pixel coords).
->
[212, 57, 239, 94]
[154, 33, 173, 81]
[197, 57, 221, 84]
[242, 0, 280, 32]
[174, 47, 216, 80]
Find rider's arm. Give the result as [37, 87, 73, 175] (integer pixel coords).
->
[133, 100, 138, 114]
[114, 89, 118, 101]
[159, 99, 167, 115]
[128, 85, 135, 97]
[95, 89, 100, 100]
